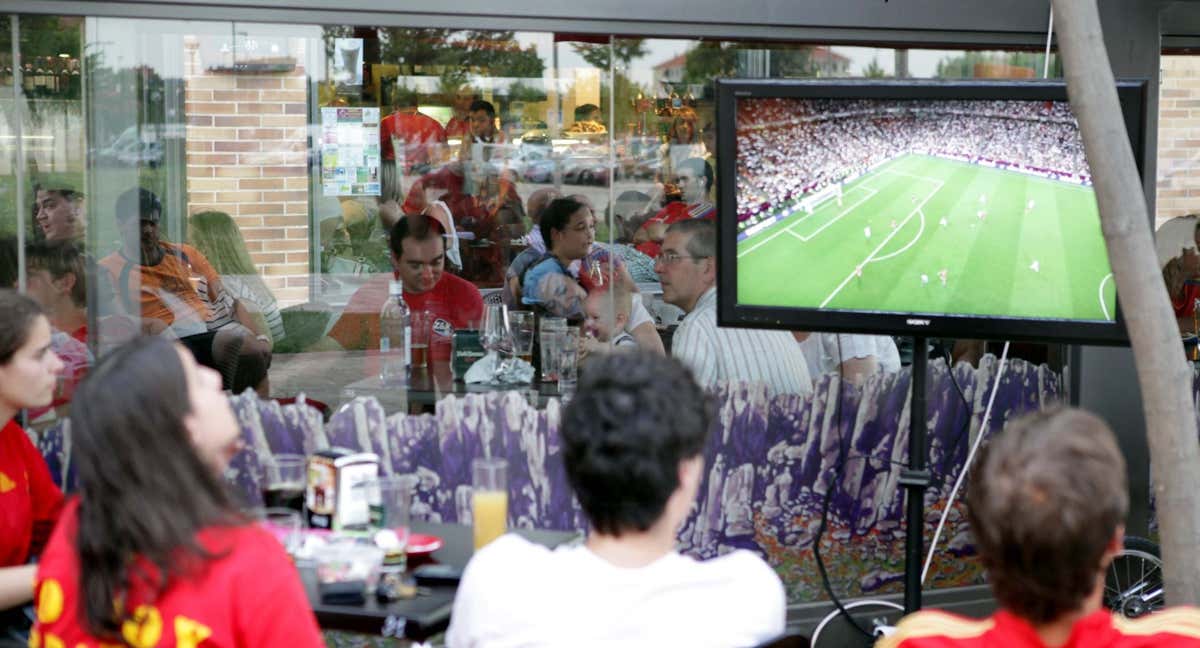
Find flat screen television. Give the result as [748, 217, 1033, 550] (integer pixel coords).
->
[715, 79, 1148, 344]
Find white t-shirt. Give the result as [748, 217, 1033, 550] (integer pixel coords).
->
[446, 534, 786, 648]
[798, 332, 901, 378]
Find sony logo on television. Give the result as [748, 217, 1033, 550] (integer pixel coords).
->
[906, 318, 932, 326]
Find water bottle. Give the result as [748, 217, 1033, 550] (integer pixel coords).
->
[380, 279, 411, 384]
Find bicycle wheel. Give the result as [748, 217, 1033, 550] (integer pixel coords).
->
[1104, 535, 1164, 619]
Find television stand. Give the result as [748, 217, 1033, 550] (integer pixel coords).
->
[900, 335, 932, 614]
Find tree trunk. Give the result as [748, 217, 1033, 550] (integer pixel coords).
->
[1051, 0, 1200, 604]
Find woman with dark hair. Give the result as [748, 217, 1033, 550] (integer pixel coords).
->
[0, 291, 65, 612]
[31, 337, 323, 647]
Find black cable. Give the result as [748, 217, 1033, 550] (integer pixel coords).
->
[811, 334, 875, 639]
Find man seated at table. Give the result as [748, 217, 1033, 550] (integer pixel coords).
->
[634, 157, 716, 259]
[658, 219, 812, 396]
[446, 352, 786, 646]
[328, 214, 483, 361]
[879, 407, 1200, 648]
[99, 187, 270, 393]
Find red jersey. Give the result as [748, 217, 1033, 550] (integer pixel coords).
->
[381, 110, 447, 171]
[444, 115, 470, 139]
[634, 201, 716, 259]
[328, 272, 484, 361]
[33, 499, 323, 648]
[0, 420, 63, 566]
[879, 608, 1200, 648]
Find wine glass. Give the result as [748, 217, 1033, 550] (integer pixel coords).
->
[481, 303, 513, 382]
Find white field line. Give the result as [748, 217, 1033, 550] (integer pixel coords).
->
[1099, 273, 1113, 320]
[870, 207, 926, 263]
[737, 186, 877, 259]
[786, 229, 806, 242]
[819, 179, 946, 308]
[795, 187, 880, 242]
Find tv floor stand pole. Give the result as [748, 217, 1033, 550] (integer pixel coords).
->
[902, 335, 932, 615]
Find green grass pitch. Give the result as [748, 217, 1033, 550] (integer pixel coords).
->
[735, 154, 1115, 322]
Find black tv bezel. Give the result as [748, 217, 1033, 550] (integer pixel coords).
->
[715, 78, 1148, 346]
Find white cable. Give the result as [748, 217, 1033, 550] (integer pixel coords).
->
[811, 599, 905, 647]
[921, 342, 1010, 584]
[1043, 6, 1055, 79]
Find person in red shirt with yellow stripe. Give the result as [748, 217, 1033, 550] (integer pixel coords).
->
[879, 408, 1200, 648]
[31, 337, 323, 648]
[0, 291, 65, 616]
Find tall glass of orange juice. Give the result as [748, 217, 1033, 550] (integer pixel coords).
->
[472, 457, 508, 550]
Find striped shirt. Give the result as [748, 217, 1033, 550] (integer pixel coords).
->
[672, 287, 812, 396]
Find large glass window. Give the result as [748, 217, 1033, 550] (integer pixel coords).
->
[5, 12, 1091, 614]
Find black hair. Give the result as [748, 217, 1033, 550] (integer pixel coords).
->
[388, 213, 445, 260]
[115, 187, 162, 222]
[72, 336, 242, 637]
[468, 99, 496, 119]
[0, 290, 45, 365]
[678, 157, 714, 193]
[574, 103, 600, 121]
[26, 240, 88, 307]
[538, 197, 588, 254]
[561, 352, 713, 536]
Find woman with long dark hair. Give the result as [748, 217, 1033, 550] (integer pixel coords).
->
[0, 291, 65, 613]
[31, 337, 323, 646]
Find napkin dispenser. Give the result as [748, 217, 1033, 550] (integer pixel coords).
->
[306, 449, 379, 531]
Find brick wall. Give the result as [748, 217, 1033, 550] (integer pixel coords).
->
[1157, 55, 1200, 228]
[182, 36, 310, 306]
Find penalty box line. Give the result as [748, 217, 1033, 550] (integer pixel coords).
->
[737, 185, 877, 259]
[819, 178, 946, 309]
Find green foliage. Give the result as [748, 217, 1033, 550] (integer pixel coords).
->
[571, 39, 648, 71]
[935, 51, 1062, 78]
[864, 57, 887, 78]
[683, 42, 738, 85]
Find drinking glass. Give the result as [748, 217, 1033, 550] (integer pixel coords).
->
[481, 303, 512, 381]
[372, 475, 416, 573]
[471, 457, 508, 551]
[259, 454, 307, 513]
[508, 311, 535, 365]
[411, 310, 433, 372]
[557, 327, 581, 397]
[538, 316, 567, 382]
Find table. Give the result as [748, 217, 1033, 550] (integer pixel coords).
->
[303, 522, 580, 640]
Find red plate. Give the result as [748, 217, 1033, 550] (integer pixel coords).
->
[406, 532, 444, 555]
[266, 524, 444, 555]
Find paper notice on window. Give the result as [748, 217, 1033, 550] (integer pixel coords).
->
[321, 107, 381, 196]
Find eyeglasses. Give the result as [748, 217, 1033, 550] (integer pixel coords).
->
[655, 251, 710, 266]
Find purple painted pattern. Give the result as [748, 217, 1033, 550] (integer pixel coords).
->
[216, 354, 1057, 601]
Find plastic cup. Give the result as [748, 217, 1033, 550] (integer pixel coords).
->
[471, 457, 508, 551]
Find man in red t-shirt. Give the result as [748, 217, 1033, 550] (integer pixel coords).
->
[328, 214, 483, 361]
[381, 88, 448, 175]
[879, 408, 1200, 648]
[634, 157, 715, 259]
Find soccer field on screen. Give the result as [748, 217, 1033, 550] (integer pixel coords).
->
[736, 154, 1116, 322]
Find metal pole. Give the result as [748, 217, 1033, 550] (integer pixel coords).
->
[903, 335, 930, 614]
[11, 14, 26, 293]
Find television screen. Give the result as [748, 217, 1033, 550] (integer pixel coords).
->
[716, 80, 1146, 344]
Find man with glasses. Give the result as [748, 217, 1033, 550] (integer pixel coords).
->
[656, 219, 811, 396]
[634, 157, 715, 259]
